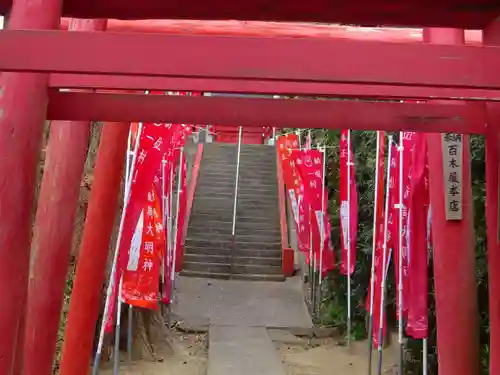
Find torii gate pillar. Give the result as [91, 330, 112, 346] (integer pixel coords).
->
[483, 21, 500, 375]
[424, 28, 480, 375]
[0, 0, 62, 373]
[22, 19, 108, 375]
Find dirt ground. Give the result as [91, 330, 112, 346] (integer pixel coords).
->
[276, 336, 398, 375]
[99, 331, 208, 375]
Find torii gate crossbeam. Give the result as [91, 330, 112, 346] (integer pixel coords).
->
[1, 30, 500, 89]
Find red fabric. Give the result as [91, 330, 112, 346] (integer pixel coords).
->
[122, 185, 165, 309]
[366, 131, 387, 347]
[339, 130, 358, 275]
[406, 133, 429, 339]
[105, 123, 190, 332]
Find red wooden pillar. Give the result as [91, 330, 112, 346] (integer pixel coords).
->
[423, 27, 480, 375]
[22, 19, 108, 375]
[58, 122, 129, 375]
[0, 0, 62, 373]
[483, 22, 500, 375]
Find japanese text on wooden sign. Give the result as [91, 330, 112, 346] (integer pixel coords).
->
[441, 133, 463, 220]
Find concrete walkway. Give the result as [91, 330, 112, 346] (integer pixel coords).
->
[173, 276, 312, 375]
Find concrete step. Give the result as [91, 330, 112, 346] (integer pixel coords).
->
[184, 253, 230, 264]
[180, 269, 230, 280]
[200, 169, 276, 178]
[188, 225, 281, 237]
[190, 208, 280, 220]
[185, 246, 282, 258]
[187, 219, 280, 231]
[184, 253, 282, 267]
[183, 261, 231, 274]
[193, 193, 278, 202]
[197, 177, 277, 188]
[233, 264, 283, 275]
[231, 273, 286, 282]
[193, 200, 278, 210]
[185, 239, 282, 250]
[196, 186, 278, 196]
[186, 232, 282, 243]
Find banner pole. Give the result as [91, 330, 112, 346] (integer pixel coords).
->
[169, 148, 184, 322]
[232, 126, 243, 236]
[422, 338, 428, 375]
[397, 133, 405, 375]
[167, 163, 174, 328]
[92, 123, 143, 375]
[317, 145, 327, 319]
[124, 124, 134, 363]
[346, 129, 353, 346]
[367, 131, 381, 375]
[113, 122, 144, 375]
[231, 126, 243, 278]
[376, 135, 394, 375]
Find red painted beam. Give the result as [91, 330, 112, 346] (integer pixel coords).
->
[50, 74, 500, 101]
[2, 30, 500, 89]
[57, 19, 483, 45]
[46, 91, 487, 134]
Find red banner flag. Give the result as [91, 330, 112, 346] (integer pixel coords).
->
[406, 133, 429, 339]
[392, 132, 416, 320]
[105, 124, 189, 332]
[122, 185, 165, 309]
[366, 131, 388, 347]
[339, 130, 358, 275]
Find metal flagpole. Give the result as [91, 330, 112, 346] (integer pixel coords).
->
[397, 133, 405, 375]
[376, 135, 394, 375]
[307, 132, 317, 315]
[317, 145, 327, 319]
[114, 122, 143, 375]
[124, 124, 134, 363]
[422, 338, 428, 375]
[169, 148, 184, 323]
[346, 129, 352, 347]
[231, 126, 243, 278]
[159, 157, 167, 318]
[166, 163, 174, 328]
[367, 131, 381, 375]
[93, 123, 143, 375]
[232, 127, 243, 237]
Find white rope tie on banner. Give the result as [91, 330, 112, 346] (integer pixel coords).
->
[367, 131, 381, 375]
[376, 135, 394, 375]
[346, 129, 353, 347]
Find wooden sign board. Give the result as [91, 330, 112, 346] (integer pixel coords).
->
[441, 133, 463, 221]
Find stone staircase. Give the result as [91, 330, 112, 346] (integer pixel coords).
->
[181, 142, 284, 281]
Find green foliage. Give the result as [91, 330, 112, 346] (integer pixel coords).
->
[306, 130, 489, 374]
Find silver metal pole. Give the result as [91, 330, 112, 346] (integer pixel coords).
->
[232, 126, 243, 236]
[125, 121, 134, 364]
[367, 131, 382, 375]
[346, 130, 353, 346]
[317, 146, 327, 315]
[169, 148, 184, 323]
[93, 123, 143, 375]
[397, 133, 405, 375]
[376, 135, 394, 375]
[422, 338, 428, 375]
[166, 164, 174, 328]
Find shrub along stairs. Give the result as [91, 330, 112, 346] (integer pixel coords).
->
[181, 142, 285, 281]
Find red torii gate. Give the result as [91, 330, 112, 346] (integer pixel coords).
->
[1, 2, 500, 375]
